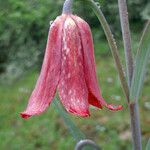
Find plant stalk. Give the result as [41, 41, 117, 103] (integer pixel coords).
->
[75, 139, 101, 150]
[118, 0, 134, 87]
[86, 0, 129, 101]
[62, 0, 73, 14]
[118, 1, 142, 149]
[129, 102, 142, 150]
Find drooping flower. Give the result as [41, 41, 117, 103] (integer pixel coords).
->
[20, 14, 122, 119]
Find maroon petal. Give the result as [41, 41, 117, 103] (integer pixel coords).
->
[20, 15, 66, 119]
[58, 16, 89, 117]
[72, 15, 122, 111]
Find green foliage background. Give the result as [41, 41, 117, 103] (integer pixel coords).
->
[0, 1, 150, 149]
[0, 0, 149, 81]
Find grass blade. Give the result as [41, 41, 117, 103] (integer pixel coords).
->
[146, 138, 150, 150]
[53, 98, 85, 141]
[130, 21, 150, 101]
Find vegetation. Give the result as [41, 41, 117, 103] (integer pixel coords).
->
[0, 0, 150, 149]
[0, 0, 149, 80]
[0, 54, 150, 149]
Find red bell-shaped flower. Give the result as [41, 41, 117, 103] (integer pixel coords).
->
[21, 14, 122, 119]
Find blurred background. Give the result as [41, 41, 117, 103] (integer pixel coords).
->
[0, 0, 150, 149]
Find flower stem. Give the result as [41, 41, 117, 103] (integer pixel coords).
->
[75, 139, 101, 150]
[118, 0, 134, 87]
[129, 102, 142, 150]
[62, 0, 73, 14]
[118, 1, 142, 149]
[86, 0, 129, 101]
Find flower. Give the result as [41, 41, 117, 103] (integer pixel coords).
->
[20, 14, 122, 119]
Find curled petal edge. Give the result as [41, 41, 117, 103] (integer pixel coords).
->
[105, 103, 123, 111]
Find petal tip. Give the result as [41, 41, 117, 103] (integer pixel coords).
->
[20, 112, 31, 119]
[67, 108, 90, 117]
[106, 104, 123, 111]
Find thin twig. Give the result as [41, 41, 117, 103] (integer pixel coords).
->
[87, 0, 129, 101]
[118, 0, 134, 87]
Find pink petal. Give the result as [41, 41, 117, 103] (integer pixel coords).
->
[72, 15, 122, 111]
[58, 16, 89, 117]
[20, 15, 66, 119]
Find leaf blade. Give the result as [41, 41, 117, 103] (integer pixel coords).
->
[130, 21, 150, 101]
[53, 98, 85, 141]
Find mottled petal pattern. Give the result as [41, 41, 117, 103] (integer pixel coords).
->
[21, 15, 66, 119]
[58, 17, 89, 117]
[72, 15, 122, 111]
[21, 13, 122, 119]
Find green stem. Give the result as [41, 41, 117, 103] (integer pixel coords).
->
[129, 102, 142, 150]
[118, 1, 142, 149]
[118, 0, 134, 87]
[75, 139, 101, 150]
[86, 0, 129, 101]
[62, 0, 73, 14]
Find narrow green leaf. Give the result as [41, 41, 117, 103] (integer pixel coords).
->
[130, 21, 150, 101]
[146, 138, 150, 150]
[53, 98, 85, 141]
